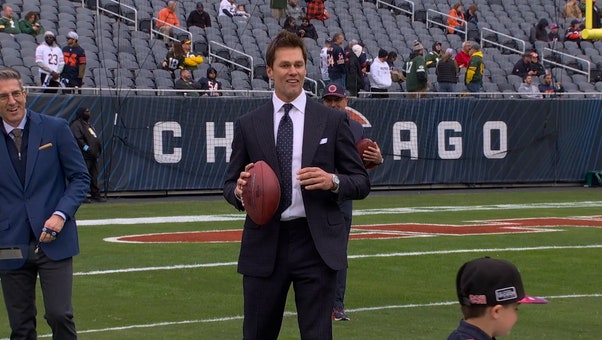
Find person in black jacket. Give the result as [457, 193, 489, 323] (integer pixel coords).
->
[436, 48, 459, 93]
[70, 107, 104, 202]
[186, 2, 211, 29]
[297, 16, 318, 40]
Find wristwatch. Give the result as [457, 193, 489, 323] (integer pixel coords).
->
[330, 174, 340, 192]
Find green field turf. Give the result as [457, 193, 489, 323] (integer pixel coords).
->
[1, 188, 601, 339]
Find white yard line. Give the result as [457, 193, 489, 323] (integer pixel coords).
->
[76, 201, 602, 226]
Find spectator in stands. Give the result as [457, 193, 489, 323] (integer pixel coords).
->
[36, 31, 65, 93]
[565, 19, 583, 47]
[465, 43, 484, 93]
[161, 42, 185, 79]
[563, 0, 583, 19]
[219, 0, 236, 17]
[306, 0, 329, 22]
[18, 11, 44, 36]
[156, 1, 180, 45]
[404, 41, 428, 96]
[175, 69, 203, 96]
[528, 51, 545, 77]
[465, 4, 478, 25]
[436, 48, 459, 94]
[447, 3, 465, 39]
[186, 2, 211, 29]
[529, 18, 549, 45]
[287, 0, 304, 20]
[455, 40, 472, 68]
[548, 23, 562, 43]
[320, 37, 331, 82]
[198, 66, 223, 96]
[518, 75, 543, 98]
[181, 39, 204, 75]
[388, 51, 405, 90]
[271, 0, 287, 25]
[425, 41, 442, 68]
[369, 49, 392, 98]
[234, 4, 251, 19]
[512, 53, 538, 78]
[283, 16, 298, 33]
[328, 32, 347, 89]
[346, 44, 364, 97]
[297, 16, 318, 40]
[0, 5, 20, 34]
[538, 73, 565, 98]
[61, 31, 86, 93]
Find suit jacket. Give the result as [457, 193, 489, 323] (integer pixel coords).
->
[0, 110, 90, 270]
[224, 97, 370, 276]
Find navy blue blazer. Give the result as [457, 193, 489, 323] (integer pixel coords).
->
[224, 97, 370, 276]
[0, 110, 90, 270]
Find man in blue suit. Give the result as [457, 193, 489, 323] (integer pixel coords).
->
[224, 31, 370, 340]
[0, 67, 90, 339]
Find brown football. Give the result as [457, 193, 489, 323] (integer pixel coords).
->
[241, 161, 281, 225]
[356, 138, 378, 170]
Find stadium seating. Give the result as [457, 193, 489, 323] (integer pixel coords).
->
[0, 0, 598, 94]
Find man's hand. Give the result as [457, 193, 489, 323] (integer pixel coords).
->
[39, 214, 65, 243]
[297, 167, 333, 191]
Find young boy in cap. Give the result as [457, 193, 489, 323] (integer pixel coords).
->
[448, 257, 547, 340]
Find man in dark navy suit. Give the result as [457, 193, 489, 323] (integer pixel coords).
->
[0, 67, 89, 339]
[224, 31, 370, 340]
[321, 84, 383, 321]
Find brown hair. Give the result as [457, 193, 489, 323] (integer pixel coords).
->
[0, 67, 24, 88]
[25, 11, 40, 22]
[266, 30, 307, 68]
[460, 305, 488, 319]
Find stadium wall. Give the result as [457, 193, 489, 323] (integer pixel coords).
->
[26, 94, 602, 192]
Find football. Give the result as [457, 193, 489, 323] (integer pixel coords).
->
[241, 161, 281, 225]
[356, 138, 378, 170]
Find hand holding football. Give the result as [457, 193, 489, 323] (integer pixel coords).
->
[241, 161, 281, 225]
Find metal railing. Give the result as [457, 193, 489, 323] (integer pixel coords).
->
[426, 9, 467, 41]
[375, 0, 414, 21]
[480, 28, 526, 55]
[542, 48, 591, 82]
[208, 41, 254, 79]
[96, 0, 138, 31]
[151, 18, 192, 47]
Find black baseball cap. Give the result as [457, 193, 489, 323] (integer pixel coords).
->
[322, 84, 347, 98]
[456, 257, 548, 306]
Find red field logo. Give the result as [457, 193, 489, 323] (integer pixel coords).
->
[110, 216, 602, 243]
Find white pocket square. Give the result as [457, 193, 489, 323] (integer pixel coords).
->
[320, 138, 328, 144]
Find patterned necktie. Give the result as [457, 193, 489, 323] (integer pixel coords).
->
[11, 128, 22, 159]
[276, 103, 294, 211]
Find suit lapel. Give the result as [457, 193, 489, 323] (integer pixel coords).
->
[24, 111, 42, 190]
[0, 126, 22, 188]
[302, 100, 327, 167]
[253, 103, 279, 168]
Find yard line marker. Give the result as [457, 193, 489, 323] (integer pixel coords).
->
[74, 244, 602, 276]
[26, 294, 602, 338]
[76, 201, 602, 226]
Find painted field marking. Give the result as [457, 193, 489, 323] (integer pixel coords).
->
[106, 216, 602, 244]
[77, 201, 602, 226]
[28, 293, 602, 339]
[75, 244, 602, 276]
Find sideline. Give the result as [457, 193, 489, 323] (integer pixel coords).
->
[77, 201, 602, 226]
[28, 294, 602, 338]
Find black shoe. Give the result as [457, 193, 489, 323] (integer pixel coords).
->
[83, 198, 92, 204]
[91, 196, 107, 202]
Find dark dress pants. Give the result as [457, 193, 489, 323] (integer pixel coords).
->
[0, 246, 76, 340]
[242, 218, 337, 340]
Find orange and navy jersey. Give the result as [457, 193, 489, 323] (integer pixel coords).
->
[61, 45, 86, 79]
